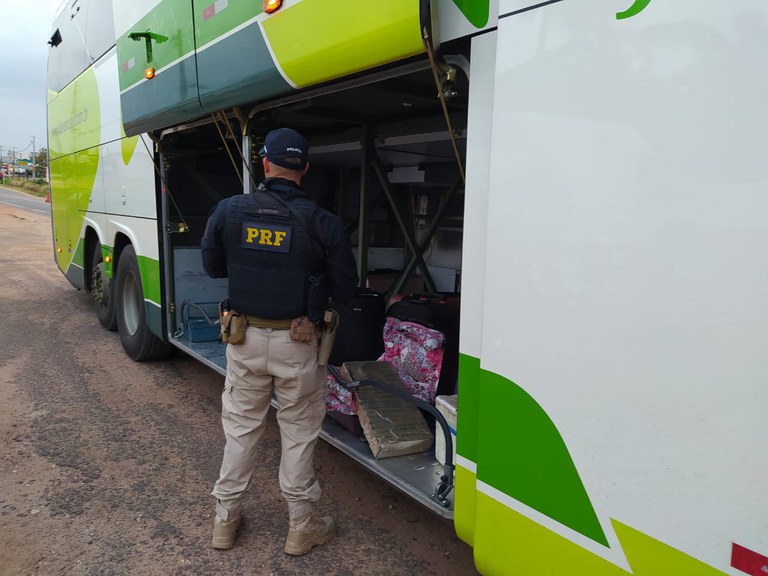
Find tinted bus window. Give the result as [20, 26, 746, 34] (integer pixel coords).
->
[86, 0, 115, 62]
[47, 0, 91, 92]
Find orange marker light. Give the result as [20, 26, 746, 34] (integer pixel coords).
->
[56, 247, 62, 253]
[105, 256, 112, 264]
[264, 0, 282, 13]
[145, 67, 155, 80]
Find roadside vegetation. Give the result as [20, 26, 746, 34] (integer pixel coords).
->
[0, 177, 50, 198]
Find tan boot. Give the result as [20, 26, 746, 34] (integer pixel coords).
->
[211, 514, 241, 550]
[284, 514, 336, 556]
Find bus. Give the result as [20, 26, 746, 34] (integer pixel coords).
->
[47, 1, 766, 574]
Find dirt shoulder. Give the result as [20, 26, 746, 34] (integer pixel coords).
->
[0, 203, 477, 576]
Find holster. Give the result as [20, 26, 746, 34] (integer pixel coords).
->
[317, 309, 339, 366]
[307, 274, 330, 323]
[219, 300, 246, 345]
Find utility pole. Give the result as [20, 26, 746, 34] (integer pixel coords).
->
[31, 136, 36, 178]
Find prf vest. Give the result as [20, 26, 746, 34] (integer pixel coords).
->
[223, 182, 323, 319]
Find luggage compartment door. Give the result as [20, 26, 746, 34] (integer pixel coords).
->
[193, 0, 425, 115]
[115, 0, 202, 135]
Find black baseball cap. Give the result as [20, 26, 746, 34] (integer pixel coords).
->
[258, 128, 309, 170]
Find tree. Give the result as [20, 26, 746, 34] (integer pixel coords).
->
[34, 148, 48, 179]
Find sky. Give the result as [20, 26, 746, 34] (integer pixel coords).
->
[0, 0, 62, 161]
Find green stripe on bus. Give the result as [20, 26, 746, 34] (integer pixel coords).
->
[463, 354, 608, 546]
[457, 354, 480, 462]
[450, 0, 490, 28]
[137, 255, 161, 305]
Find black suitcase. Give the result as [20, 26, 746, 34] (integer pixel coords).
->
[328, 289, 386, 366]
[386, 293, 461, 396]
[327, 289, 386, 435]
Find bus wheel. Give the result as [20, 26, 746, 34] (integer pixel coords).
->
[91, 241, 117, 331]
[115, 245, 171, 361]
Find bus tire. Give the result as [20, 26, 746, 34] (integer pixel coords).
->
[91, 241, 117, 331]
[115, 245, 171, 361]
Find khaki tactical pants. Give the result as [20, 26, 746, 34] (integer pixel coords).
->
[212, 326, 326, 521]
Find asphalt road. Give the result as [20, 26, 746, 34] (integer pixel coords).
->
[0, 197, 478, 576]
[0, 185, 51, 216]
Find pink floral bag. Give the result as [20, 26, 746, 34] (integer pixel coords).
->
[325, 317, 445, 414]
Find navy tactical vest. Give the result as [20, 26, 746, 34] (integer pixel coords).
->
[222, 181, 323, 318]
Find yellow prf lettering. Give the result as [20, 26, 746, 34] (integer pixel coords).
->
[273, 231, 287, 247]
[259, 230, 273, 245]
[246, 228, 259, 243]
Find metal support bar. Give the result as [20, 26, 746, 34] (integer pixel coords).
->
[344, 186, 385, 239]
[357, 127, 371, 287]
[370, 157, 437, 293]
[327, 365, 455, 508]
[395, 178, 462, 295]
[158, 149, 176, 340]
[243, 132, 253, 195]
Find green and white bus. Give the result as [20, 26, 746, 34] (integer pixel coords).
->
[48, 1, 766, 574]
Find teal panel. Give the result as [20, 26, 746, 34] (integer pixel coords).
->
[121, 57, 202, 135]
[197, 21, 292, 114]
[65, 262, 86, 291]
[145, 302, 164, 339]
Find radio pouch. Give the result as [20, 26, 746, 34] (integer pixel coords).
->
[219, 300, 246, 344]
[290, 316, 316, 343]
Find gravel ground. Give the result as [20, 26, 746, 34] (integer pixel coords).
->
[0, 200, 478, 576]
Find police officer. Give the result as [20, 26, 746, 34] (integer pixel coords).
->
[201, 128, 358, 555]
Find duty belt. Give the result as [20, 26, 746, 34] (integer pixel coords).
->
[246, 316, 293, 330]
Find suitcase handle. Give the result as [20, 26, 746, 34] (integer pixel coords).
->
[327, 364, 455, 508]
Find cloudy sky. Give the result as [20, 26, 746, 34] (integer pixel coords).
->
[0, 0, 61, 160]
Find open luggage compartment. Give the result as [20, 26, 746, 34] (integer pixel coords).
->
[159, 56, 469, 517]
